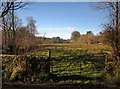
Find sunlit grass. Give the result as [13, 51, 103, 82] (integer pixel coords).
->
[36, 43, 111, 57]
[35, 43, 111, 84]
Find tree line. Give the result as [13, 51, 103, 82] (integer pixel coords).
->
[0, 1, 39, 54]
[71, 30, 101, 44]
[0, 1, 119, 58]
[71, 2, 120, 59]
[1, 14, 38, 54]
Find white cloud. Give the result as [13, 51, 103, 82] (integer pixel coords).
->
[36, 27, 76, 39]
[66, 27, 76, 33]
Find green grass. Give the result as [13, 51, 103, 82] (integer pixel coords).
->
[2, 43, 117, 85]
[36, 43, 111, 57]
[35, 43, 111, 84]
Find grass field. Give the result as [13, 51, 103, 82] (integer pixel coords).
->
[35, 43, 112, 84]
[3, 43, 119, 88]
[36, 43, 111, 57]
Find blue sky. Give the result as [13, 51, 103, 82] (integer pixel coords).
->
[16, 2, 109, 39]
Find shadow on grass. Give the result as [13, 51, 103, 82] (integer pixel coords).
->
[49, 73, 103, 83]
[49, 53, 106, 84]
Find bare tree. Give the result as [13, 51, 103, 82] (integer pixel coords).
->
[1, 11, 22, 54]
[26, 16, 37, 35]
[0, 1, 27, 54]
[26, 16, 38, 51]
[16, 26, 30, 54]
[1, 12, 13, 52]
[0, 1, 27, 18]
[96, 1, 120, 58]
[96, 2, 120, 84]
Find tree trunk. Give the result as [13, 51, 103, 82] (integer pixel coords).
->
[115, 2, 120, 58]
[2, 16, 7, 51]
[12, 1, 16, 54]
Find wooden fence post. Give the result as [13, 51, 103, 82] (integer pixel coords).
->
[46, 51, 51, 74]
[105, 53, 108, 70]
[48, 50, 51, 58]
